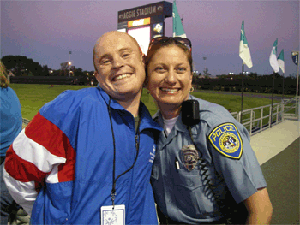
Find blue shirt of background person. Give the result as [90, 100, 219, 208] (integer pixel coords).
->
[0, 87, 22, 157]
[0, 61, 23, 225]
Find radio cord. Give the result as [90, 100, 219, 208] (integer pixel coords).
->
[188, 127, 226, 218]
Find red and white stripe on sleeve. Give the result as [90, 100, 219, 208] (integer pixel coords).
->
[3, 113, 75, 215]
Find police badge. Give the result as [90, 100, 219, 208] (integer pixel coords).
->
[180, 145, 199, 171]
[208, 123, 243, 159]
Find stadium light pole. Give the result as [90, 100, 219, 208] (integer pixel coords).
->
[296, 51, 299, 97]
[68, 62, 71, 77]
[203, 57, 207, 76]
[69, 51, 72, 77]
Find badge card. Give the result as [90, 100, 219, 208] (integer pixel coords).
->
[101, 204, 125, 225]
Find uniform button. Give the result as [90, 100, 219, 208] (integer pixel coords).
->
[66, 218, 68, 221]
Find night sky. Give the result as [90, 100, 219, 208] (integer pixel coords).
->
[1, 0, 299, 76]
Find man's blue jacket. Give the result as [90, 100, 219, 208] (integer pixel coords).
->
[4, 87, 162, 224]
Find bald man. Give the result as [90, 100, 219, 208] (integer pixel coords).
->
[4, 31, 162, 224]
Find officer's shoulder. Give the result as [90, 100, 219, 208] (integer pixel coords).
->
[190, 96, 233, 127]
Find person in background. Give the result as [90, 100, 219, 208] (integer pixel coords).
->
[0, 61, 30, 225]
[3, 31, 162, 224]
[145, 37, 273, 224]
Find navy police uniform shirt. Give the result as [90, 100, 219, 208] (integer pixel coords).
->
[151, 95, 267, 224]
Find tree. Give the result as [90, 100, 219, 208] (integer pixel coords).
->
[2, 55, 44, 76]
[42, 65, 50, 76]
[74, 68, 84, 77]
[27, 60, 43, 76]
[2, 56, 27, 76]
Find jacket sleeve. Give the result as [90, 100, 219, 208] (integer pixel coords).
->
[3, 91, 78, 216]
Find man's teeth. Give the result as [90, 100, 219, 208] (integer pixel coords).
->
[161, 88, 178, 93]
[115, 74, 131, 81]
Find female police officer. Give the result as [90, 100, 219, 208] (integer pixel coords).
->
[145, 37, 273, 224]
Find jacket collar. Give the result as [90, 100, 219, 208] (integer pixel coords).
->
[140, 103, 163, 131]
[98, 86, 124, 111]
[98, 86, 162, 132]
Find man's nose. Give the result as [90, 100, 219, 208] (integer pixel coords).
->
[112, 56, 124, 69]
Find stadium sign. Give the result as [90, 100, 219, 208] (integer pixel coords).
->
[117, 1, 171, 23]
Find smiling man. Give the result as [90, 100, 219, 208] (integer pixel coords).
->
[4, 31, 162, 224]
[93, 31, 145, 117]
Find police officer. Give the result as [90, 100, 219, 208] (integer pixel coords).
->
[145, 37, 273, 224]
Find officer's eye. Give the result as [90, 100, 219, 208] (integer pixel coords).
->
[155, 66, 166, 73]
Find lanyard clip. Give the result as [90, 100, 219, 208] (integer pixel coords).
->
[111, 191, 117, 209]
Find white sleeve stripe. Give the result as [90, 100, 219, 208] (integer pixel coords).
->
[3, 167, 36, 216]
[13, 129, 66, 173]
[45, 164, 59, 183]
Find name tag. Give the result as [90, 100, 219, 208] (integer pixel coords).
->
[101, 204, 125, 225]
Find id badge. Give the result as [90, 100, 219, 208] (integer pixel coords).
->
[100, 204, 125, 225]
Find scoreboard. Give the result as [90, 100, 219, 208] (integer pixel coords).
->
[117, 1, 172, 55]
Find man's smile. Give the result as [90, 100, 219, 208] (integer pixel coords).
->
[112, 73, 133, 81]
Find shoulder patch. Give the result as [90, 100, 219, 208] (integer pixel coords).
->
[208, 123, 243, 159]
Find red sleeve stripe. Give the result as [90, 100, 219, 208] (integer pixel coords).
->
[25, 113, 71, 158]
[57, 148, 76, 182]
[5, 145, 50, 183]
[6, 112, 76, 183]
[24, 112, 76, 182]
[12, 129, 66, 173]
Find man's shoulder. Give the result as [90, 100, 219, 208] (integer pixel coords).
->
[59, 87, 99, 98]
[40, 87, 102, 117]
[50, 87, 99, 104]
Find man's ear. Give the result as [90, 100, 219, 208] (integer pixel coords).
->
[94, 70, 99, 82]
[141, 53, 146, 65]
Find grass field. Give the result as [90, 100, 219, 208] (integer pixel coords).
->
[10, 84, 284, 121]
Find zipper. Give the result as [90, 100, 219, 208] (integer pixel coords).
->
[126, 119, 140, 222]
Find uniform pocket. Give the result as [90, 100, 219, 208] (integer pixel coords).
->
[173, 169, 203, 216]
[174, 169, 222, 219]
[176, 169, 202, 190]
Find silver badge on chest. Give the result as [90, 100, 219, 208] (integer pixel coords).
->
[180, 145, 199, 171]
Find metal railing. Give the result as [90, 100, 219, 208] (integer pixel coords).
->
[282, 97, 299, 120]
[231, 96, 299, 136]
[21, 97, 299, 136]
